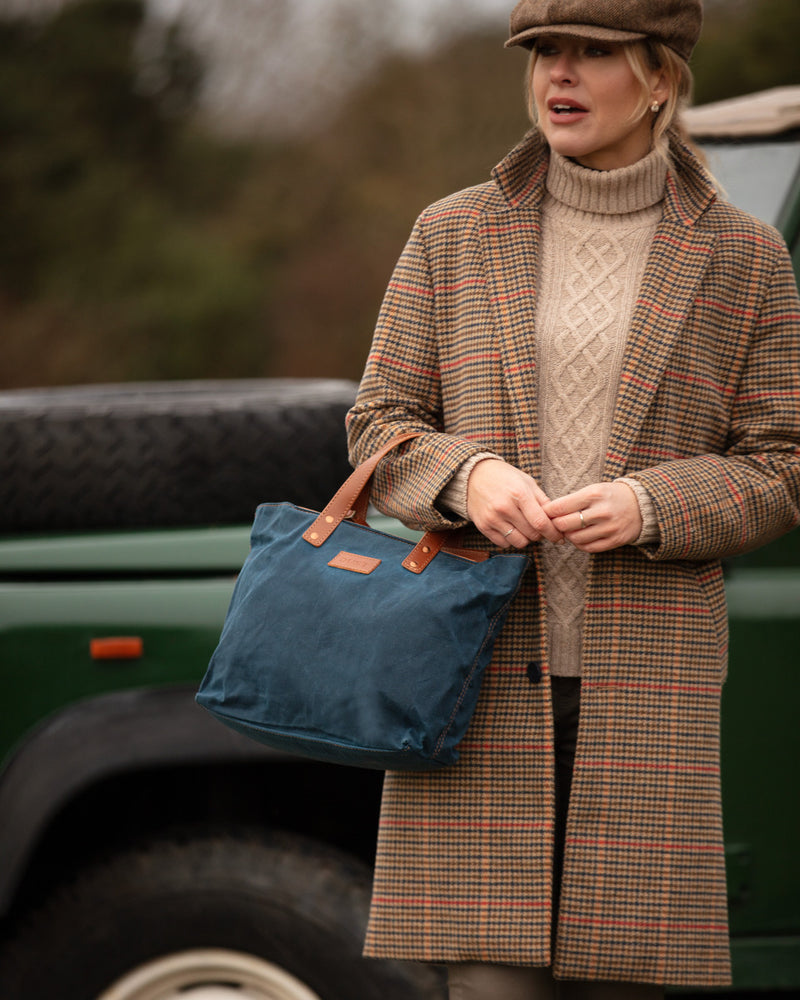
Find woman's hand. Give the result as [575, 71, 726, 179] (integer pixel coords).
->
[466, 459, 564, 548]
[543, 482, 642, 553]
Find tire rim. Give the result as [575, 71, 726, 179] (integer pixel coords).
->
[97, 948, 323, 1000]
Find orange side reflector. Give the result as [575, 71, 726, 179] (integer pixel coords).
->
[90, 637, 144, 661]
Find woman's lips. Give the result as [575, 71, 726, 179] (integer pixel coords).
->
[547, 99, 588, 124]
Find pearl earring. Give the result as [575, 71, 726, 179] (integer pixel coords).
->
[650, 100, 661, 113]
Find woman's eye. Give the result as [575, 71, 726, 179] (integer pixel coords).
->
[535, 43, 559, 57]
[585, 45, 611, 57]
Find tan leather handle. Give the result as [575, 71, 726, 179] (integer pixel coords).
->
[303, 431, 489, 572]
[401, 534, 490, 574]
[303, 432, 421, 546]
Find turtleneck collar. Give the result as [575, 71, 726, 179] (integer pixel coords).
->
[545, 147, 668, 217]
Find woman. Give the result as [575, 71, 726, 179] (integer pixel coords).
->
[346, 1, 800, 997]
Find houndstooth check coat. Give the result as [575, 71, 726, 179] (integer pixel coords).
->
[345, 129, 800, 987]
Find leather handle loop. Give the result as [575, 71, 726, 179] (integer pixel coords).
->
[402, 531, 447, 573]
[303, 431, 491, 572]
[303, 432, 422, 546]
[402, 532, 490, 573]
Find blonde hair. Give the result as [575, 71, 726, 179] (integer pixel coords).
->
[524, 38, 703, 165]
[625, 39, 695, 158]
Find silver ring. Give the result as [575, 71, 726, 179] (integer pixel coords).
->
[503, 527, 514, 538]
[578, 510, 586, 529]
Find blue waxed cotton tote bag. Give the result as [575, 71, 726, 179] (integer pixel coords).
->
[196, 432, 530, 770]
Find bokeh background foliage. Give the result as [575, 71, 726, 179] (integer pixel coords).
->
[1, 0, 798, 388]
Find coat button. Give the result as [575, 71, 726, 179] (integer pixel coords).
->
[526, 661, 542, 684]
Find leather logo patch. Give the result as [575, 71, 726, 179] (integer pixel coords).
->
[328, 551, 382, 575]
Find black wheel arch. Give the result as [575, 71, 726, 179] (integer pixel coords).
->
[0, 687, 383, 920]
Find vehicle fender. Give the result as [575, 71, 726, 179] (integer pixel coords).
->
[0, 686, 284, 915]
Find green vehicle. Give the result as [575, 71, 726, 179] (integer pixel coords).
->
[1, 88, 799, 1000]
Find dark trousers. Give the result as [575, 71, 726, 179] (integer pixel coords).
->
[448, 677, 664, 1000]
[551, 676, 581, 931]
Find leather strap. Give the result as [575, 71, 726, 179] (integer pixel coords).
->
[303, 432, 490, 573]
[303, 432, 421, 546]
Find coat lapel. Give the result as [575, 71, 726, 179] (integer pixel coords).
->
[603, 169, 717, 479]
[480, 204, 543, 477]
[480, 132, 550, 477]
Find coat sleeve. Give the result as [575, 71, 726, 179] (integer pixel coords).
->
[630, 245, 800, 562]
[346, 213, 485, 531]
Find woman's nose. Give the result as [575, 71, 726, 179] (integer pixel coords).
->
[550, 54, 577, 84]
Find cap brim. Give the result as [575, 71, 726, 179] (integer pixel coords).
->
[505, 23, 647, 50]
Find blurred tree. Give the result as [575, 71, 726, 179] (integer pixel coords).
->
[0, 0, 265, 386]
[692, 0, 800, 103]
[254, 31, 529, 378]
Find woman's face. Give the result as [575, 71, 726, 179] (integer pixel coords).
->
[532, 35, 666, 170]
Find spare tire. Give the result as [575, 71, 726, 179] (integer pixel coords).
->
[0, 379, 358, 533]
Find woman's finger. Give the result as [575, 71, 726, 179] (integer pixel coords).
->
[546, 483, 642, 551]
[467, 459, 562, 546]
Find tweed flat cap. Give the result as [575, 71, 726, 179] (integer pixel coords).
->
[506, 0, 703, 61]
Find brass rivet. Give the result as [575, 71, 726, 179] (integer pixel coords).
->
[422, 546, 430, 553]
[309, 532, 319, 540]
[409, 561, 418, 568]
[325, 516, 334, 524]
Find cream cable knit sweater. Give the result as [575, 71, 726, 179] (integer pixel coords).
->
[441, 147, 666, 677]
